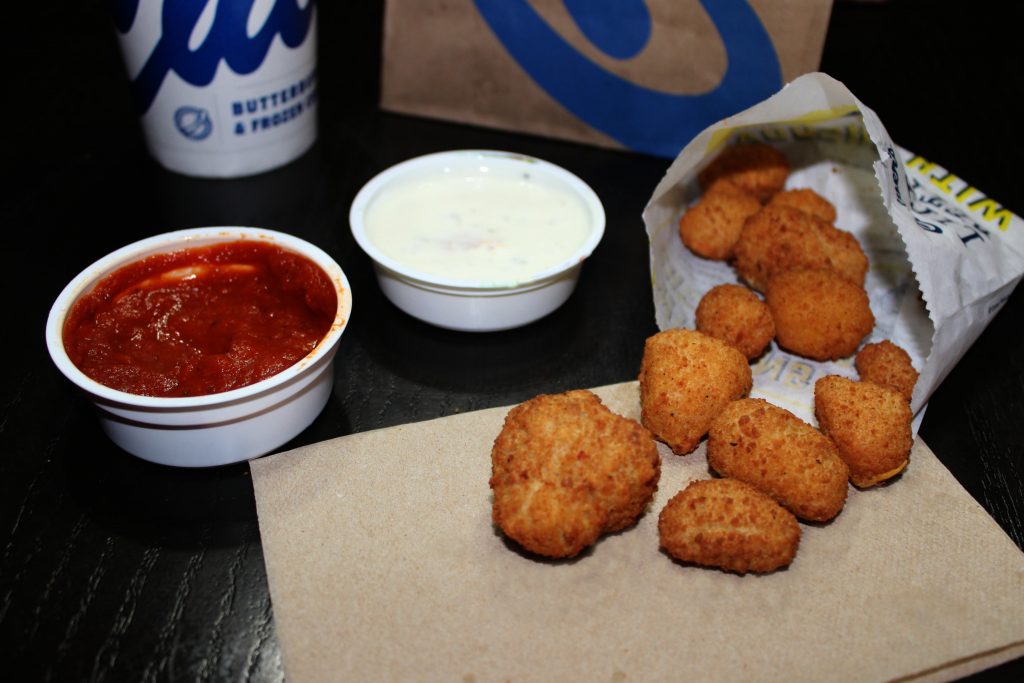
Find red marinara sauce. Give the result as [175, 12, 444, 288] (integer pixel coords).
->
[63, 240, 338, 397]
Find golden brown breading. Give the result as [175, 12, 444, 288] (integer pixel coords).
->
[490, 390, 661, 558]
[697, 143, 790, 202]
[765, 269, 874, 361]
[855, 340, 918, 402]
[658, 478, 800, 574]
[695, 283, 775, 360]
[707, 398, 849, 522]
[814, 375, 913, 488]
[639, 329, 752, 455]
[732, 204, 868, 291]
[678, 182, 762, 260]
[768, 188, 837, 223]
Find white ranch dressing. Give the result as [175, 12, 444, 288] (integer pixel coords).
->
[363, 169, 593, 285]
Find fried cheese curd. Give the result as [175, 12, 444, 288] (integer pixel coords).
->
[678, 181, 762, 260]
[658, 478, 800, 574]
[697, 143, 790, 202]
[639, 329, 752, 456]
[695, 283, 775, 360]
[855, 340, 918, 402]
[814, 375, 913, 488]
[768, 188, 837, 223]
[707, 398, 849, 522]
[490, 390, 660, 558]
[733, 204, 868, 292]
[765, 269, 875, 361]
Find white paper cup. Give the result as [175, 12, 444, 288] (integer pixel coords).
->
[112, 0, 318, 178]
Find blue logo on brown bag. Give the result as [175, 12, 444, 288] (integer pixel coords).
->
[473, 0, 782, 157]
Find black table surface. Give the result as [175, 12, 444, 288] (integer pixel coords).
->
[5, 2, 1023, 680]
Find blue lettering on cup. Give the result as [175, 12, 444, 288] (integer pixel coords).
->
[473, 0, 782, 157]
[111, 0, 316, 115]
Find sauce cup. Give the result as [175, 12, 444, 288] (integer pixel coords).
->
[45, 227, 353, 467]
[349, 150, 605, 331]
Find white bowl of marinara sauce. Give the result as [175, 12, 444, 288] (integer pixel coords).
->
[349, 150, 605, 332]
[45, 226, 353, 467]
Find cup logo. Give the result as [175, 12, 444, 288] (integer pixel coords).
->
[174, 106, 214, 140]
[473, 0, 782, 157]
[112, 0, 316, 115]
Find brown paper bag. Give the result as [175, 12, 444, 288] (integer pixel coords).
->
[380, 0, 833, 157]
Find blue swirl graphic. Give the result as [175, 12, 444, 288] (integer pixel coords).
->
[473, 0, 782, 157]
[564, 0, 650, 60]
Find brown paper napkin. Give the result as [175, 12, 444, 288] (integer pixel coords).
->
[251, 382, 1024, 682]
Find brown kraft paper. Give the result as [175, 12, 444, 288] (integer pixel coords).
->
[251, 381, 1024, 683]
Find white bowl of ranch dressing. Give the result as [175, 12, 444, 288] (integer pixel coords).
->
[349, 150, 605, 331]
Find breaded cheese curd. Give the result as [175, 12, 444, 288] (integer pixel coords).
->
[490, 390, 660, 558]
[815, 375, 913, 488]
[678, 182, 761, 260]
[733, 204, 868, 292]
[695, 283, 775, 360]
[639, 329, 752, 455]
[765, 269, 874, 361]
[855, 340, 918, 402]
[698, 143, 790, 202]
[768, 188, 837, 223]
[707, 398, 849, 522]
[658, 478, 800, 574]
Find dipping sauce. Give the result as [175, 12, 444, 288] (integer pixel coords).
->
[62, 241, 337, 397]
[363, 169, 593, 284]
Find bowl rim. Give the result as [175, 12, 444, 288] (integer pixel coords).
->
[348, 149, 606, 290]
[45, 226, 353, 409]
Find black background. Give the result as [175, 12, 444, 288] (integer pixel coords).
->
[4, 1, 1022, 680]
